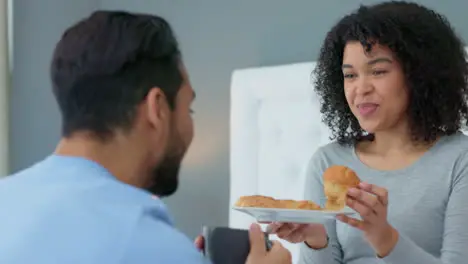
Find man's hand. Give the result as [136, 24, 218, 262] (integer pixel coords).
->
[194, 235, 204, 252]
[193, 223, 291, 264]
[246, 223, 292, 264]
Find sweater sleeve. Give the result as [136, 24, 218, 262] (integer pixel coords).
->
[298, 148, 344, 264]
[381, 152, 468, 264]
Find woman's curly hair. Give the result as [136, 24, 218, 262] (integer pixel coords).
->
[314, 1, 468, 145]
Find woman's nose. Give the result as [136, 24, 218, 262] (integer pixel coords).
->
[354, 77, 374, 95]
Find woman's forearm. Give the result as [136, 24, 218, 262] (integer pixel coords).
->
[298, 242, 342, 264]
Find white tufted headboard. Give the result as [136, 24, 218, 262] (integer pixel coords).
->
[228, 61, 332, 263]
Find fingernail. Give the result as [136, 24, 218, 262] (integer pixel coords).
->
[348, 188, 358, 195]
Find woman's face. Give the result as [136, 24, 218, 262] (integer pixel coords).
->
[342, 42, 409, 133]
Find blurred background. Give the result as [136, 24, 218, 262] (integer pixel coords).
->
[6, 0, 468, 239]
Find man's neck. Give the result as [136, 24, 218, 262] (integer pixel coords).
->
[54, 133, 149, 188]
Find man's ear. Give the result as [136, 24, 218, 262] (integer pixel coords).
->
[145, 87, 168, 128]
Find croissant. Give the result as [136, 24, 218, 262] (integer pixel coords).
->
[235, 195, 321, 210]
[234, 165, 361, 211]
[323, 165, 361, 210]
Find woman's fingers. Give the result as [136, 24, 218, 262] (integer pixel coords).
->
[358, 182, 389, 206]
[267, 223, 327, 244]
[336, 214, 365, 231]
[266, 222, 282, 234]
[341, 183, 390, 228]
[276, 223, 299, 238]
[285, 225, 310, 243]
[348, 188, 380, 210]
[346, 195, 377, 221]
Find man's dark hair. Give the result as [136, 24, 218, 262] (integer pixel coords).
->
[50, 10, 182, 139]
[314, 1, 468, 145]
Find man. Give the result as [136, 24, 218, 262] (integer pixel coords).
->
[0, 11, 291, 264]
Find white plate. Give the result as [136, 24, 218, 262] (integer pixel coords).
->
[232, 206, 357, 224]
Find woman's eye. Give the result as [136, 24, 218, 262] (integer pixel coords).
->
[372, 70, 387, 76]
[343, 73, 356, 79]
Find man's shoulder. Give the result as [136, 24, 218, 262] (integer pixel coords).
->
[0, 157, 207, 263]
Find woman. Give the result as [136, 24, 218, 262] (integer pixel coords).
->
[268, 2, 468, 263]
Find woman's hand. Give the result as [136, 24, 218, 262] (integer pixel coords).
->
[337, 182, 399, 257]
[267, 222, 328, 249]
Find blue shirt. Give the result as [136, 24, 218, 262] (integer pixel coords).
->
[0, 155, 208, 264]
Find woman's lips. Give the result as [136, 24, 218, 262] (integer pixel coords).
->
[357, 103, 379, 117]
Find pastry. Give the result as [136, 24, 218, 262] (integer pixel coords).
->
[323, 165, 361, 210]
[234, 165, 360, 212]
[234, 195, 321, 210]
[234, 195, 278, 208]
[279, 200, 321, 210]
